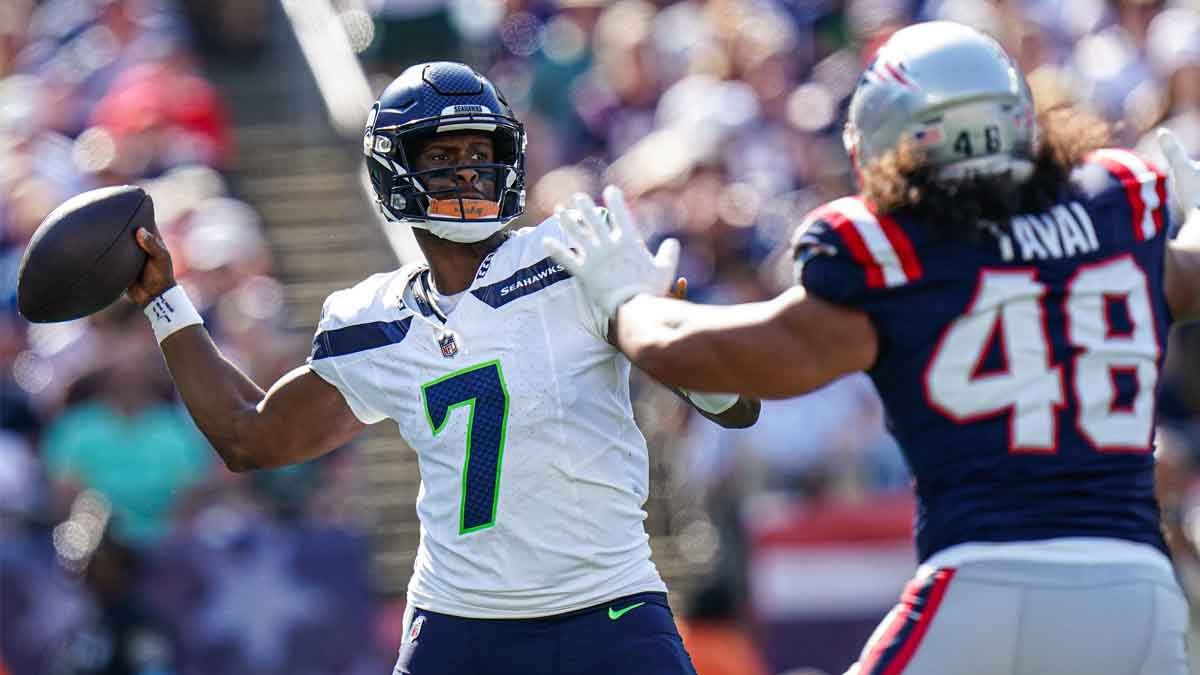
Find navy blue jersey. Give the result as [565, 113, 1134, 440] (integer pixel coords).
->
[794, 148, 1172, 562]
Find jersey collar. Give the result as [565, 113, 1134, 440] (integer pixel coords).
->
[415, 269, 449, 323]
[395, 237, 512, 323]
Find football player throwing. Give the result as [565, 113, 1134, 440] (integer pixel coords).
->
[126, 62, 759, 675]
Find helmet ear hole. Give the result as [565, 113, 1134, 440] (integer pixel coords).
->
[366, 156, 390, 195]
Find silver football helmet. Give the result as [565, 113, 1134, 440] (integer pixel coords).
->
[844, 21, 1036, 181]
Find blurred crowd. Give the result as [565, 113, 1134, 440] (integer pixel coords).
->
[0, 1, 389, 674]
[9, 0, 1200, 673]
[356, 0, 1200, 672]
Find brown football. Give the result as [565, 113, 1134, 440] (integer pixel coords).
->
[17, 185, 154, 323]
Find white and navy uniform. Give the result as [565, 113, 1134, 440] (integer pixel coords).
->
[309, 216, 668, 619]
[795, 151, 1189, 675]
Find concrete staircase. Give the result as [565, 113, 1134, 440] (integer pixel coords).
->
[202, 4, 422, 596]
[230, 123, 423, 595]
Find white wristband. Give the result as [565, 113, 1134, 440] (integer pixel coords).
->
[144, 285, 203, 344]
[682, 389, 739, 414]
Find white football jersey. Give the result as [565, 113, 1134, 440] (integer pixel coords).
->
[308, 216, 666, 618]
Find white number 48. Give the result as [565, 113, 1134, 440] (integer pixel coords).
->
[925, 256, 1159, 452]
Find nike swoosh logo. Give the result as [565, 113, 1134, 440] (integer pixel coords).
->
[608, 601, 646, 620]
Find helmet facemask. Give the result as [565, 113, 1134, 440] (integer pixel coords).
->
[365, 107, 527, 243]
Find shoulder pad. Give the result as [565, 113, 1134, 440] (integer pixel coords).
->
[482, 215, 570, 278]
[793, 196, 923, 290]
[318, 267, 419, 333]
[1077, 148, 1168, 242]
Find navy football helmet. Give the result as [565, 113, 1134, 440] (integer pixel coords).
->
[364, 62, 526, 242]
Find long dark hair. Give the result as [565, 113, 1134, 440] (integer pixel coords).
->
[859, 106, 1115, 241]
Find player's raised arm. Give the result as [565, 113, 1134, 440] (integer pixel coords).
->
[1158, 128, 1200, 323]
[127, 227, 365, 472]
[653, 277, 761, 426]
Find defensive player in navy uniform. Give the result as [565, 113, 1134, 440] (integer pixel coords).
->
[124, 62, 759, 675]
[549, 22, 1196, 675]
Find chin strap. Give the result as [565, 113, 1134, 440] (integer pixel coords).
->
[411, 218, 508, 243]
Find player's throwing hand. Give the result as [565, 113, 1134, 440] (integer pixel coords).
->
[544, 185, 680, 316]
[126, 228, 177, 308]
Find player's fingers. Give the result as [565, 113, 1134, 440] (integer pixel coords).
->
[136, 228, 165, 257]
[542, 237, 584, 277]
[601, 185, 638, 240]
[572, 192, 612, 241]
[557, 206, 598, 250]
[1157, 128, 1193, 175]
[555, 208, 592, 253]
[653, 237, 681, 280]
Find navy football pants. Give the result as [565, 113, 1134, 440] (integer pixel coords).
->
[392, 592, 697, 675]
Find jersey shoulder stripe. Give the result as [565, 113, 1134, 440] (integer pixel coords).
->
[798, 196, 923, 289]
[316, 264, 421, 331]
[1082, 148, 1167, 242]
[470, 215, 573, 308]
[311, 263, 423, 360]
[471, 256, 570, 308]
[312, 316, 413, 360]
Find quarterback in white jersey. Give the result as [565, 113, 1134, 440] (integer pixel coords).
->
[308, 215, 666, 617]
[125, 61, 757, 675]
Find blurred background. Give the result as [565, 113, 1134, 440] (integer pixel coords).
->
[5, 0, 1200, 673]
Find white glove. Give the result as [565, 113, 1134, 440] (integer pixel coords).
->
[1157, 128, 1200, 210]
[544, 185, 681, 316]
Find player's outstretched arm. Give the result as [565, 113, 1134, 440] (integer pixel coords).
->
[1165, 229, 1200, 323]
[1158, 129, 1200, 323]
[127, 228, 366, 472]
[547, 185, 873, 399]
[660, 278, 760, 428]
[613, 286, 878, 400]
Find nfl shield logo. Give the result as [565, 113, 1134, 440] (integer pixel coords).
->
[438, 332, 458, 358]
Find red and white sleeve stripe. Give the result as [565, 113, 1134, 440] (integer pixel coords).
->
[810, 197, 923, 289]
[1087, 149, 1167, 242]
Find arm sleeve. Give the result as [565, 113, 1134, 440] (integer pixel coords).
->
[1077, 148, 1172, 245]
